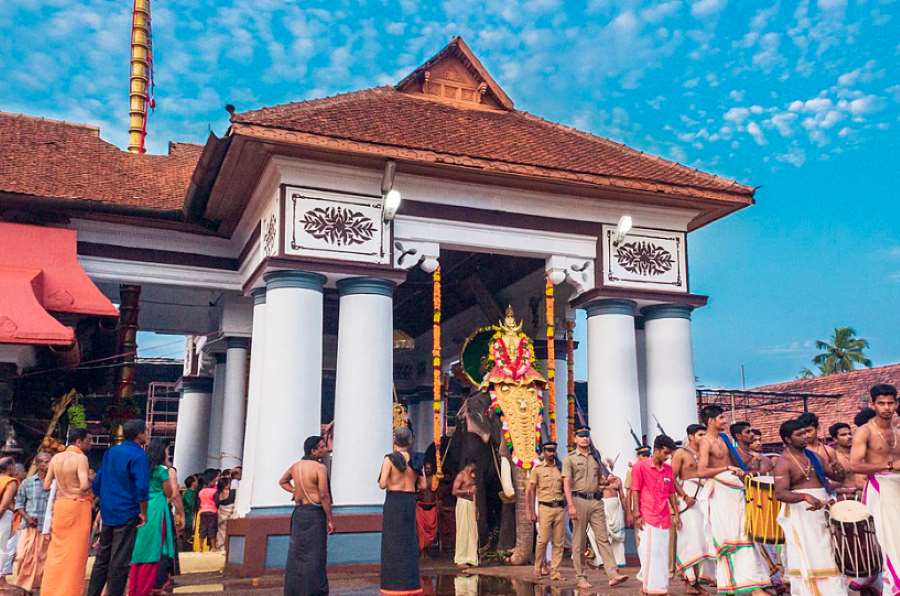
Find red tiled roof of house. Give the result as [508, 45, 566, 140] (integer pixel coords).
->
[741, 364, 900, 444]
[0, 112, 201, 211]
[233, 87, 753, 203]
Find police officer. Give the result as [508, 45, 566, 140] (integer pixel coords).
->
[562, 427, 630, 590]
[526, 441, 565, 581]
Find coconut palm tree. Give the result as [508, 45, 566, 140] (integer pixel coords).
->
[797, 367, 816, 379]
[812, 327, 872, 375]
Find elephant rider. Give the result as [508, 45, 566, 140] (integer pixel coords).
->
[527, 441, 565, 581]
[562, 427, 630, 590]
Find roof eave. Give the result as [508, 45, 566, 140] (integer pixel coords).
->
[228, 124, 754, 226]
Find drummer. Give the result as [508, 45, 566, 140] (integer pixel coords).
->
[828, 422, 867, 497]
[796, 412, 836, 466]
[697, 406, 770, 595]
[773, 419, 848, 596]
[849, 384, 900, 596]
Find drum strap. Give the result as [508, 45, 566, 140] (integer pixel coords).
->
[805, 449, 834, 495]
[720, 432, 748, 472]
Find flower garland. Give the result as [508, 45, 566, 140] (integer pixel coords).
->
[490, 390, 542, 470]
[545, 276, 556, 441]
[566, 318, 576, 447]
[432, 265, 442, 490]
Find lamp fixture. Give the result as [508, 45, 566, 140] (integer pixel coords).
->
[383, 188, 402, 221]
[612, 215, 633, 246]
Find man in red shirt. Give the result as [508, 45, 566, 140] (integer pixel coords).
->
[631, 434, 680, 595]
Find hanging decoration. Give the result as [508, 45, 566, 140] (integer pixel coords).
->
[545, 276, 557, 441]
[481, 306, 546, 470]
[432, 265, 443, 490]
[567, 318, 576, 447]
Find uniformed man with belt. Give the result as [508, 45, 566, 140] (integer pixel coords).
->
[526, 441, 565, 581]
[562, 426, 630, 590]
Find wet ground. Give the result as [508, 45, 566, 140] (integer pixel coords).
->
[170, 560, 701, 595]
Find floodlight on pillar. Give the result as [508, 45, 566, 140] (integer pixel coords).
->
[383, 189, 402, 222]
[613, 215, 633, 246]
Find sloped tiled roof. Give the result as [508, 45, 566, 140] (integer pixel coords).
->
[743, 364, 900, 444]
[233, 87, 753, 203]
[0, 112, 201, 211]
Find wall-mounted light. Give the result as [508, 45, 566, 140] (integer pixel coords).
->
[383, 188, 402, 221]
[381, 159, 401, 222]
[612, 215, 633, 246]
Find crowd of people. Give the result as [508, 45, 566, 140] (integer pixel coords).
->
[0, 419, 241, 595]
[281, 383, 898, 596]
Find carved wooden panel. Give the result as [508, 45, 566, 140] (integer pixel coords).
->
[600, 224, 687, 292]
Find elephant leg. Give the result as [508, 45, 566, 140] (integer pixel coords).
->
[508, 462, 534, 565]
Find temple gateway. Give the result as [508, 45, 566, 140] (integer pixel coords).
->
[0, 37, 754, 574]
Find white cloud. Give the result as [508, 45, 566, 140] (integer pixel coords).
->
[769, 112, 797, 136]
[640, 1, 680, 24]
[747, 121, 767, 145]
[837, 69, 860, 87]
[683, 77, 700, 88]
[759, 340, 814, 354]
[729, 89, 745, 101]
[817, 0, 846, 10]
[775, 146, 807, 166]
[848, 95, 884, 115]
[691, 0, 727, 18]
[724, 107, 750, 123]
[752, 32, 784, 72]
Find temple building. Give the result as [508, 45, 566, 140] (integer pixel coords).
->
[0, 37, 754, 573]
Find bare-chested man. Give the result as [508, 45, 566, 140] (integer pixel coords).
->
[730, 421, 768, 475]
[672, 423, 713, 592]
[850, 384, 900, 595]
[452, 461, 478, 567]
[697, 405, 770, 595]
[749, 429, 775, 474]
[828, 422, 866, 497]
[41, 428, 92, 596]
[797, 412, 839, 469]
[279, 435, 333, 596]
[773, 418, 847, 595]
[377, 427, 424, 594]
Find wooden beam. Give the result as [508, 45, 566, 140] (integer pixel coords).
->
[464, 274, 504, 324]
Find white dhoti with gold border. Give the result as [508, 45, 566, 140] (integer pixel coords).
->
[865, 472, 900, 595]
[705, 471, 771, 594]
[776, 487, 847, 596]
[677, 478, 715, 583]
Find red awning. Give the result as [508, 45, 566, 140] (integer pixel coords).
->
[0, 222, 117, 346]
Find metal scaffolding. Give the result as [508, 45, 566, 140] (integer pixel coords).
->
[146, 381, 180, 442]
[696, 388, 842, 418]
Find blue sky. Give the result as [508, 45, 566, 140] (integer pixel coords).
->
[2, 0, 897, 387]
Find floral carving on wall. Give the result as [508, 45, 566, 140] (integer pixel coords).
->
[263, 213, 278, 255]
[301, 206, 375, 246]
[614, 241, 674, 277]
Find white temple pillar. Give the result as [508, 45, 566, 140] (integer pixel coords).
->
[173, 376, 213, 484]
[220, 337, 249, 470]
[585, 299, 642, 476]
[249, 271, 325, 511]
[642, 304, 696, 445]
[552, 354, 569, 454]
[206, 354, 226, 469]
[235, 288, 265, 517]
[331, 277, 394, 507]
[635, 317, 649, 443]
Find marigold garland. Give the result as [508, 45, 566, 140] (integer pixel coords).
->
[432, 265, 442, 490]
[566, 318, 576, 447]
[545, 276, 556, 441]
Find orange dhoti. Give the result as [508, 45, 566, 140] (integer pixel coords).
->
[41, 497, 92, 596]
[415, 503, 438, 551]
[13, 527, 49, 591]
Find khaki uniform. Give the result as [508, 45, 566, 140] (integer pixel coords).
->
[562, 450, 620, 580]
[528, 461, 565, 575]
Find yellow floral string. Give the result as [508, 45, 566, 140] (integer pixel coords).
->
[567, 318, 576, 447]
[545, 276, 556, 441]
[432, 265, 442, 490]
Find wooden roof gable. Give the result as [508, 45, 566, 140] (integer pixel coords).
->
[395, 36, 514, 110]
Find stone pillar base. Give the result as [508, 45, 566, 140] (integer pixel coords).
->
[224, 506, 383, 577]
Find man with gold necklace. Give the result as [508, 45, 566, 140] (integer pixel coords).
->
[850, 384, 900, 596]
[774, 418, 846, 596]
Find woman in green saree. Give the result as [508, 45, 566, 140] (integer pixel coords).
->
[128, 440, 184, 596]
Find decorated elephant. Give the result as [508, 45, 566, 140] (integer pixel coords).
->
[444, 306, 546, 564]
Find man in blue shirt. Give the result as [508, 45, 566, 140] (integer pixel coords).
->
[87, 419, 149, 596]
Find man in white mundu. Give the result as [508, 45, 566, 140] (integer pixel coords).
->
[774, 419, 847, 596]
[697, 405, 770, 595]
[850, 384, 900, 596]
[672, 424, 715, 591]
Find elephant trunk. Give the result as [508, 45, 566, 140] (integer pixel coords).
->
[507, 462, 534, 565]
